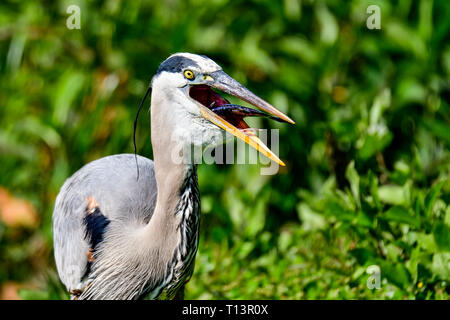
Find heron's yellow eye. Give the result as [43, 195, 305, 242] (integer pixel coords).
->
[184, 70, 195, 80]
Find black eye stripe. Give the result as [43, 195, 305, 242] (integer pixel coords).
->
[155, 56, 200, 75]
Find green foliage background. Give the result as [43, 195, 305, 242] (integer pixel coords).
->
[0, 0, 449, 299]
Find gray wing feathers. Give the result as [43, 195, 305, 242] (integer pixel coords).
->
[52, 154, 157, 293]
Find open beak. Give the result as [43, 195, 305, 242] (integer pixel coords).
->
[190, 70, 294, 166]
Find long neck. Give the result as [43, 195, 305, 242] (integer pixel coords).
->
[145, 131, 195, 238]
[143, 91, 200, 250]
[152, 145, 197, 233]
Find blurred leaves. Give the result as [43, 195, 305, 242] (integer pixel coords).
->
[384, 206, 419, 228]
[0, 0, 449, 300]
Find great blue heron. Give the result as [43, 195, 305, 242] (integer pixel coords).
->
[53, 53, 294, 300]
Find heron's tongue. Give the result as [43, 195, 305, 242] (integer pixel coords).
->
[189, 85, 230, 109]
[190, 85, 252, 129]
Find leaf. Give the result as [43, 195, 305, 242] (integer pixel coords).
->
[237, 242, 255, 260]
[315, 2, 338, 45]
[433, 222, 450, 252]
[407, 246, 421, 283]
[386, 243, 402, 261]
[368, 171, 381, 210]
[384, 206, 419, 228]
[345, 161, 360, 207]
[52, 70, 85, 125]
[358, 133, 393, 160]
[278, 37, 319, 65]
[431, 253, 450, 281]
[245, 197, 267, 237]
[277, 231, 293, 253]
[356, 211, 374, 229]
[325, 200, 355, 221]
[445, 206, 450, 228]
[382, 263, 411, 290]
[424, 180, 445, 217]
[385, 20, 427, 59]
[18, 289, 49, 300]
[350, 248, 376, 265]
[378, 185, 407, 206]
[297, 203, 326, 231]
[417, 233, 437, 252]
[17, 117, 62, 148]
[224, 188, 245, 230]
[423, 118, 450, 146]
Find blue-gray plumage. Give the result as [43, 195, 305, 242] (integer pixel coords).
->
[52, 53, 293, 300]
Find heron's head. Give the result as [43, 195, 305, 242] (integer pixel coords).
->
[150, 53, 294, 165]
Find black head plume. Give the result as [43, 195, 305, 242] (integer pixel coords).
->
[133, 85, 152, 181]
